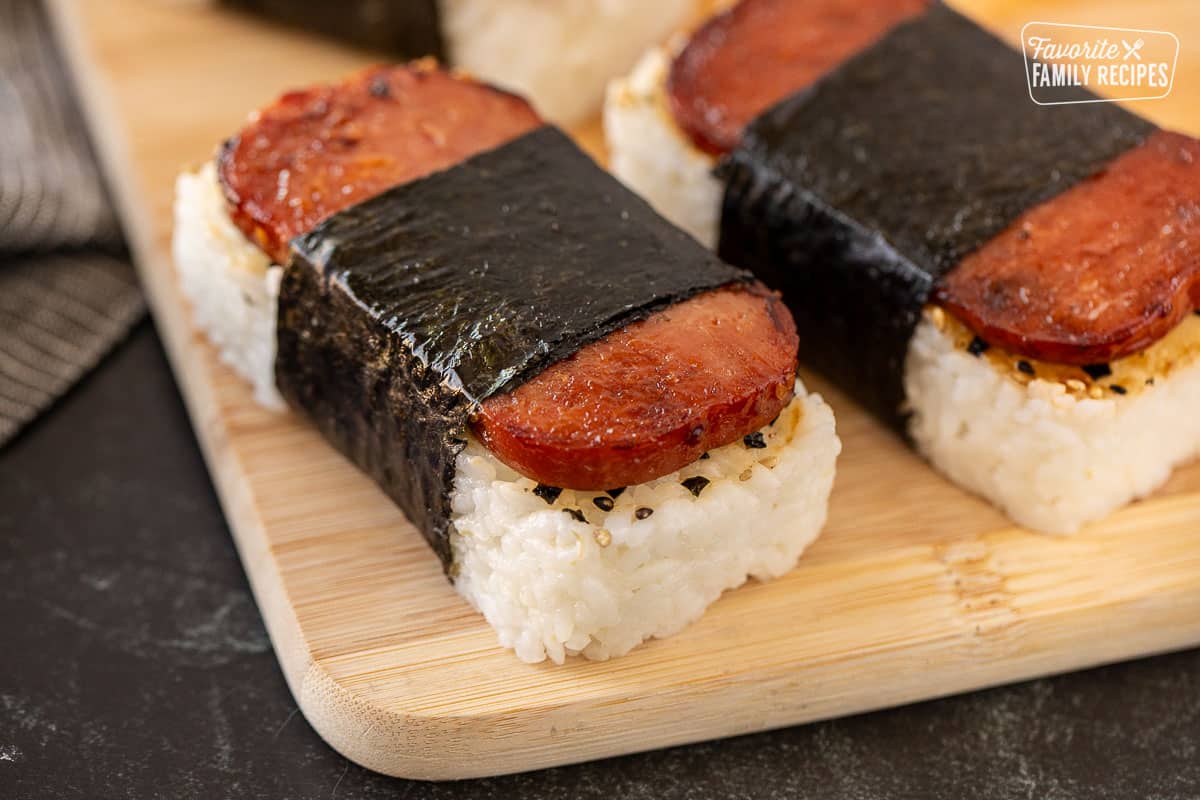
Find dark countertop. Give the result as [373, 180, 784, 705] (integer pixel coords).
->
[2, 320, 1199, 799]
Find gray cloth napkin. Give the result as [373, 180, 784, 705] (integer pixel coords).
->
[0, 0, 145, 447]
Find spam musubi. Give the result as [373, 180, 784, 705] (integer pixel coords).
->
[605, 0, 1200, 533]
[172, 63, 840, 663]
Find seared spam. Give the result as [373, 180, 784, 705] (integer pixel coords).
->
[475, 282, 797, 489]
[218, 63, 799, 491]
[219, 62, 541, 265]
[937, 130, 1200, 365]
[667, 0, 929, 155]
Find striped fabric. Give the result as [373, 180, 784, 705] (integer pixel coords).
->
[0, 0, 118, 252]
[0, 0, 145, 447]
[0, 254, 144, 443]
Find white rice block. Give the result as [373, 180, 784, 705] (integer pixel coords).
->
[905, 310, 1200, 534]
[452, 384, 839, 663]
[444, 0, 695, 125]
[172, 162, 283, 409]
[604, 44, 720, 246]
[172, 162, 841, 663]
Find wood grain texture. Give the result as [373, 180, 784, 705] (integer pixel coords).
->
[49, 0, 1200, 780]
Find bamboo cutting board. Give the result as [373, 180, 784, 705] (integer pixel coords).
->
[49, 0, 1200, 780]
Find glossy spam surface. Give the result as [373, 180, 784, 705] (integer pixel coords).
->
[937, 130, 1200, 365]
[667, 0, 928, 155]
[475, 283, 798, 489]
[218, 62, 541, 264]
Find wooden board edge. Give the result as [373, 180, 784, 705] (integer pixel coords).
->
[46, 0, 1200, 779]
[297, 584, 1200, 779]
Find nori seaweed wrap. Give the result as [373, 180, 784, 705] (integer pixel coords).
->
[716, 3, 1154, 427]
[275, 126, 748, 568]
[221, 0, 444, 60]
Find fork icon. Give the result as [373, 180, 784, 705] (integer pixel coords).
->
[1123, 38, 1145, 60]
